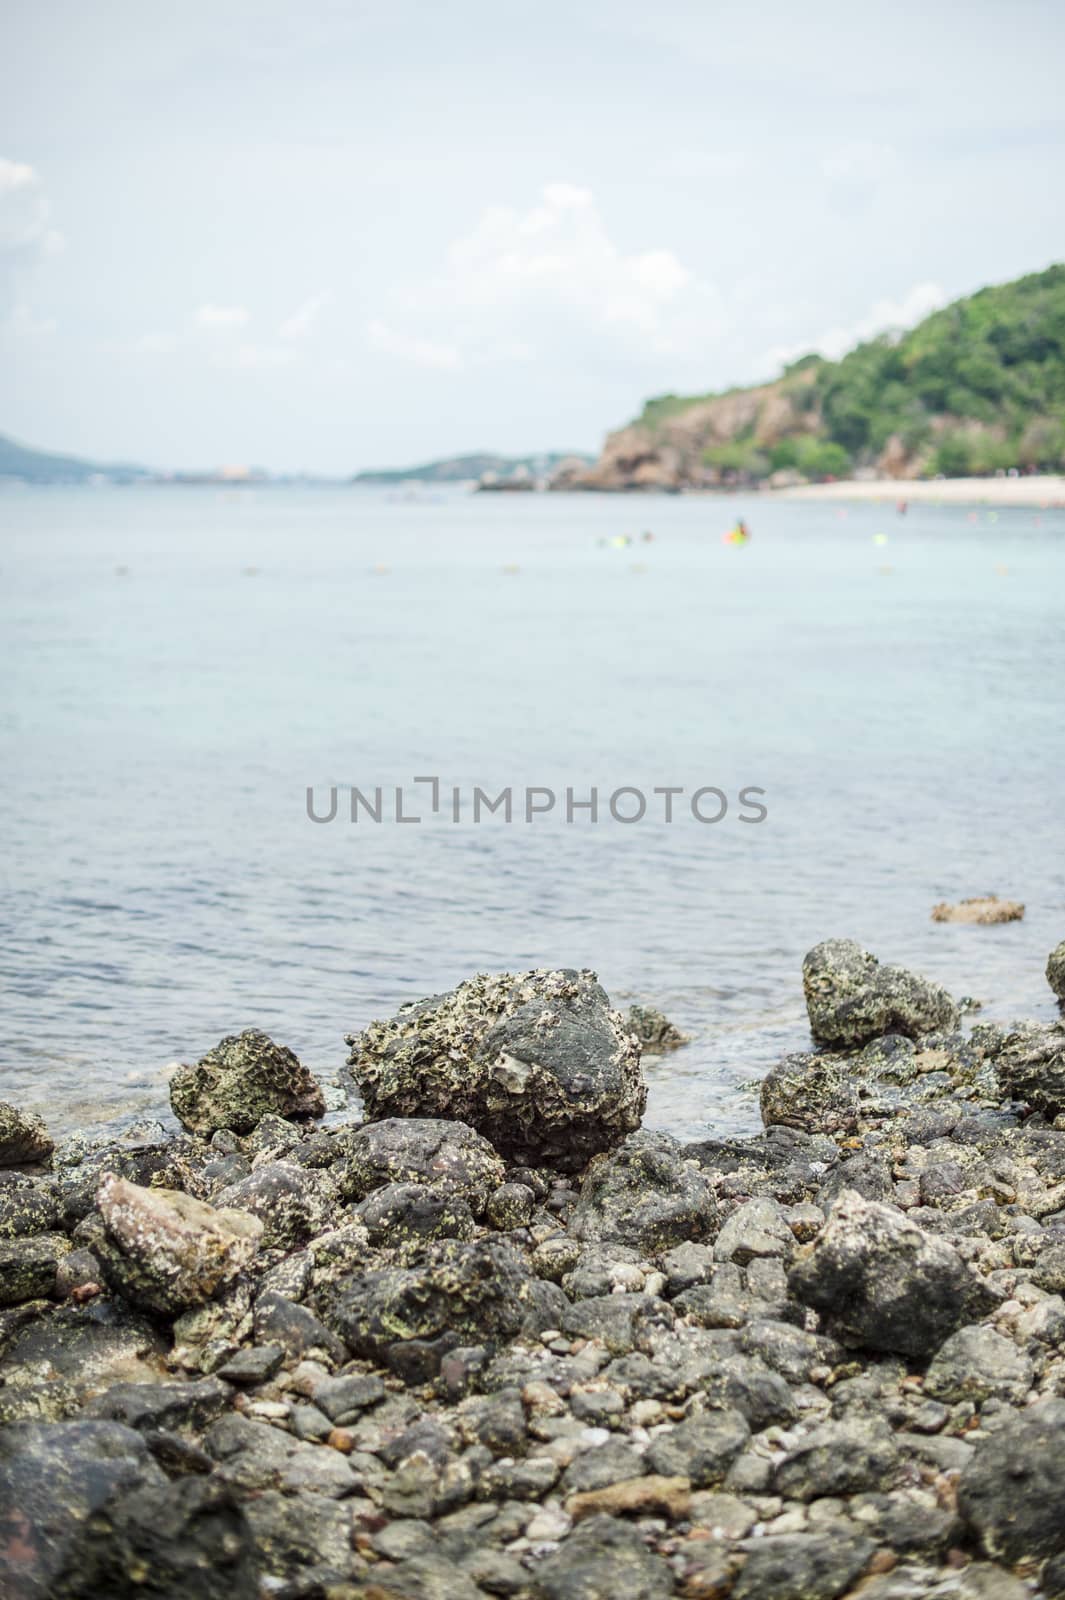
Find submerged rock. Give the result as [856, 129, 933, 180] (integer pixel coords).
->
[169, 1029, 324, 1137]
[802, 939, 959, 1047]
[568, 1131, 718, 1251]
[347, 967, 645, 1171]
[1048, 940, 1065, 1001]
[931, 896, 1024, 924]
[96, 1175, 263, 1315]
[958, 1398, 1065, 1563]
[788, 1190, 999, 1357]
[0, 1102, 54, 1167]
[625, 1003, 690, 1053]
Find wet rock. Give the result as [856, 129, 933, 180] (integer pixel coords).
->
[568, 1132, 718, 1251]
[802, 939, 959, 1047]
[714, 1197, 794, 1264]
[485, 1181, 536, 1230]
[958, 1397, 1065, 1562]
[530, 1511, 674, 1600]
[252, 1290, 347, 1364]
[732, 1530, 874, 1600]
[0, 1419, 165, 1600]
[0, 1102, 54, 1167]
[994, 1020, 1065, 1118]
[1048, 940, 1065, 1001]
[931, 896, 1024, 924]
[0, 1233, 70, 1306]
[789, 1190, 1000, 1357]
[338, 1117, 505, 1212]
[560, 1439, 646, 1493]
[924, 1324, 1034, 1405]
[347, 967, 645, 1171]
[561, 1292, 673, 1355]
[95, 1174, 262, 1315]
[646, 1408, 750, 1485]
[242, 1487, 351, 1580]
[625, 1003, 690, 1053]
[0, 1298, 166, 1390]
[328, 1237, 559, 1364]
[213, 1160, 337, 1247]
[0, 1178, 62, 1237]
[774, 1417, 899, 1500]
[355, 1180, 476, 1244]
[215, 1343, 284, 1384]
[760, 1054, 859, 1136]
[169, 1028, 324, 1137]
[82, 1376, 232, 1432]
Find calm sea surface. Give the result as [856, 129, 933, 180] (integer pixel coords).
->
[2, 485, 1063, 1139]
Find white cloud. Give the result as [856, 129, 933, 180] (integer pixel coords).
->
[765, 280, 948, 371]
[0, 158, 64, 261]
[195, 303, 250, 329]
[366, 317, 462, 370]
[280, 291, 329, 341]
[3, 302, 57, 337]
[367, 183, 724, 372]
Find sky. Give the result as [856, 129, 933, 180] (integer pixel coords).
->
[2, 0, 1064, 475]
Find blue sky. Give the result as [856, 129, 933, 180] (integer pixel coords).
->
[2, 0, 1064, 473]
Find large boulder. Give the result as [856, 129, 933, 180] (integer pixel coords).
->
[337, 1117, 505, 1212]
[1047, 940, 1065, 1001]
[347, 968, 645, 1171]
[802, 939, 958, 1047]
[759, 1053, 859, 1135]
[96, 1175, 262, 1315]
[0, 1102, 54, 1167]
[169, 1029, 324, 1137]
[568, 1132, 718, 1251]
[958, 1398, 1065, 1563]
[788, 1190, 999, 1358]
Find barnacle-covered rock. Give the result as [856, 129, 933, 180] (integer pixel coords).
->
[802, 939, 959, 1047]
[169, 1030, 324, 1138]
[568, 1132, 718, 1251]
[347, 968, 645, 1171]
[1048, 940, 1065, 1001]
[337, 1117, 505, 1212]
[626, 1004, 690, 1054]
[95, 1175, 263, 1315]
[0, 1101, 54, 1167]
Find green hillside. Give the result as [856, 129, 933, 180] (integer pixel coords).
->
[0, 432, 149, 484]
[631, 264, 1065, 484]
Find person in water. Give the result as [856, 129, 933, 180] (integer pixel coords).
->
[723, 519, 750, 544]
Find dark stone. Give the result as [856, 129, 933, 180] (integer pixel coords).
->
[337, 1117, 505, 1212]
[646, 1409, 749, 1486]
[253, 1290, 348, 1364]
[788, 1191, 1000, 1357]
[216, 1344, 285, 1384]
[732, 1530, 874, 1600]
[568, 1132, 718, 1251]
[355, 1180, 476, 1244]
[213, 1161, 337, 1247]
[957, 1397, 1065, 1562]
[82, 1377, 233, 1433]
[0, 1103, 54, 1167]
[773, 1418, 899, 1500]
[0, 1233, 69, 1306]
[530, 1512, 674, 1600]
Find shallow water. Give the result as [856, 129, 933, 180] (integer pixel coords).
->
[1, 485, 1063, 1139]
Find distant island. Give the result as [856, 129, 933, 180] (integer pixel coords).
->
[352, 452, 592, 488]
[562, 263, 1065, 491]
[0, 432, 152, 486]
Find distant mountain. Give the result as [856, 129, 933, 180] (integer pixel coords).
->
[353, 451, 593, 485]
[0, 432, 150, 485]
[568, 263, 1065, 489]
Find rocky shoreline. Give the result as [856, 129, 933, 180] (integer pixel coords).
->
[3, 942, 1065, 1599]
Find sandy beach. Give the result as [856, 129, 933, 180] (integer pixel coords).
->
[777, 475, 1065, 507]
